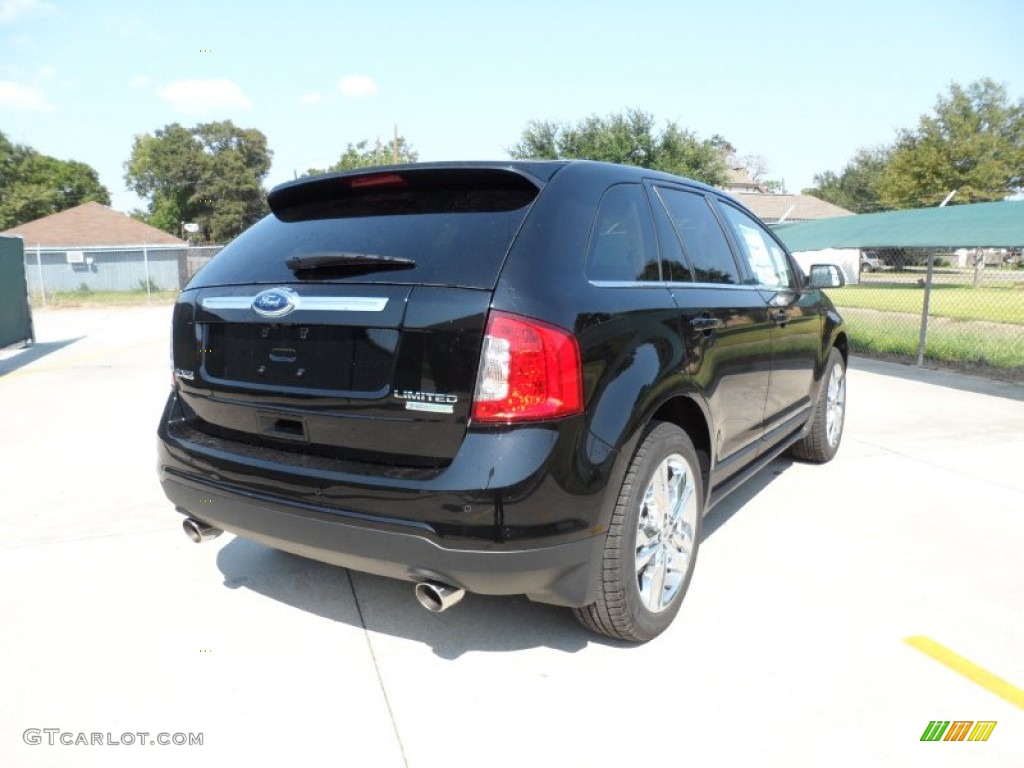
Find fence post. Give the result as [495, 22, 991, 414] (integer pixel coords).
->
[915, 252, 935, 367]
[35, 243, 46, 308]
[143, 242, 151, 303]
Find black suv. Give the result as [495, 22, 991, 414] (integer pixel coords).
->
[158, 161, 847, 642]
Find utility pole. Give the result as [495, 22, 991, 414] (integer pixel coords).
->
[392, 124, 399, 164]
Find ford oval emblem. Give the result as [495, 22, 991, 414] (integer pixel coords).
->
[252, 287, 299, 318]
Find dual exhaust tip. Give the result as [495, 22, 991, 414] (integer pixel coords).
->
[183, 517, 465, 613]
[414, 580, 465, 613]
[182, 517, 222, 544]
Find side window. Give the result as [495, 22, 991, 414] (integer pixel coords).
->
[717, 203, 796, 289]
[655, 188, 740, 285]
[586, 184, 660, 282]
[647, 187, 693, 282]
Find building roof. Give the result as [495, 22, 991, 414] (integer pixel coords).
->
[724, 166, 764, 193]
[735, 193, 854, 223]
[774, 200, 1024, 251]
[0, 201, 185, 247]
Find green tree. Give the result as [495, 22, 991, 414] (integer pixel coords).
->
[306, 136, 418, 176]
[878, 79, 1024, 208]
[125, 120, 272, 242]
[803, 146, 892, 213]
[0, 130, 110, 229]
[508, 109, 728, 186]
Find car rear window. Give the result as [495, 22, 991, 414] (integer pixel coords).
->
[189, 168, 541, 290]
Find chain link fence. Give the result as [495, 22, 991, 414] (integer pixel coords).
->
[23, 245, 223, 306]
[17, 241, 1024, 379]
[823, 249, 1024, 381]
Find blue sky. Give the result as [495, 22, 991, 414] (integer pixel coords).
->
[2, 0, 1022, 214]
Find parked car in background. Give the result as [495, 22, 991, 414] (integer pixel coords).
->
[157, 160, 848, 642]
[860, 251, 883, 272]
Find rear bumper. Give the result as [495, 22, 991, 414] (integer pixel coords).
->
[161, 469, 604, 607]
[157, 391, 615, 607]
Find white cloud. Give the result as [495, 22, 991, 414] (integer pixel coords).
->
[128, 75, 149, 89]
[37, 64, 55, 78]
[0, 79, 53, 111]
[298, 91, 324, 106]
[337, 75, 378, 98]
[159, 78, 252, 115]
[0, 0, 53, 24]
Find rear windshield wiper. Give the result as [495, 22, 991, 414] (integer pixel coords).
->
[285, 253, 416, 272]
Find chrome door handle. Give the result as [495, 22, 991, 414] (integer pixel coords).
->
[690, 315, 723, 332]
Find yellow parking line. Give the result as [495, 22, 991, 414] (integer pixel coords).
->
[1, 339, 164, 380]
[904, 635, 1024, 710]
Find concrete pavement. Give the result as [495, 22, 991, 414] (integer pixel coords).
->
[1, 305, 1021, 767]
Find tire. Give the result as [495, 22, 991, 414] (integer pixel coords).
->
[790, 348, 846, 463]
[574, 422, 703, 642]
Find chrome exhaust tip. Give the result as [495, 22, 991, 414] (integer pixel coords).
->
[414, 581, 465, 613]
[182, 517, 222, 544]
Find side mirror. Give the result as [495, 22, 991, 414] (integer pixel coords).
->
[808, 264, 846, 289]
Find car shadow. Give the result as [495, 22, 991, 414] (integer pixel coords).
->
[214, 456, 792, 659]
[701, 456, 793, 540]
[0, 337, 83, 377]
[215, 537, 630, 659]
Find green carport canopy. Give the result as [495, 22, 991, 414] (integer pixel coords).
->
[774, 200, 1024, 251]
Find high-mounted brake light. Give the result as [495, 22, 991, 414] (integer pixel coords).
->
[349, 173, 406, 189]
[472, 311, 583, 423]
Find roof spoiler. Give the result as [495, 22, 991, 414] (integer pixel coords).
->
[267, 162, 562, 220]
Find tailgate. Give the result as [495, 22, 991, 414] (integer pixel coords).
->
[172, 283, 491, 466]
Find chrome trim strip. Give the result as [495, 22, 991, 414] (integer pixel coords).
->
[201, 297, 252, 309]
[299, 297, 389, 312]
[201, 296, 389, 312]
[588, 280, 761, 290]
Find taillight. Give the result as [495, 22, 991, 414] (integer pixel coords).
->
[472, 311, 583, 423]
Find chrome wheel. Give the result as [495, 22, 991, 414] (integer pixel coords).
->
[825, 363, 845, 448]
[635, 454, 698, 613]
[575, 423, 704, 641]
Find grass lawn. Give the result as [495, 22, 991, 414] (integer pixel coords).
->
[838, 307, 1024, 371]
[827, 283, 1024, 325]
[31, 289, 178, 308]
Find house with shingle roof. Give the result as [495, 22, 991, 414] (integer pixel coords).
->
[1, 201, 185, 247]
[733, 192, 854, 224]
[724, 167, 766, 195]
[721, 168, 854, 224]
[2, 202, 193, 295]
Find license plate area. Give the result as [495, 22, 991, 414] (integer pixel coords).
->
[201, 323, 398, 393]
[256, 412, 308, 442]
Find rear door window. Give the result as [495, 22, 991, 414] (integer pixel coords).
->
[654, 188, 741, 285]
[646, 184, 693, 282]
[585, 184, 660, 282]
